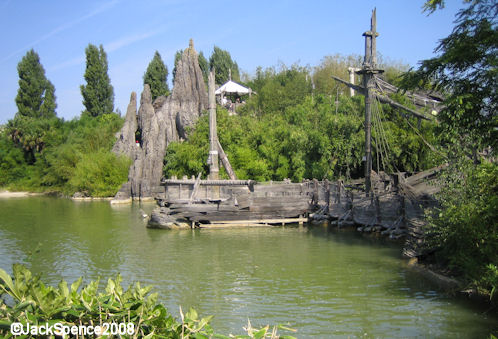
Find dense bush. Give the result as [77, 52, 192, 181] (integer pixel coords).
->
[425, 156, 498, 297]
[0, 265, 297, 338]
[0, 113, 128, 197]
[68, 150, 130, 197]
[163, 63, 438, 182]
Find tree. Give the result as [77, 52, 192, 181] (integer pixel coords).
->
[15, 49, 56, 119]
[313, 54, 362, 97]
[143, 51, 169, 101]
[7, 50, 58, 163]
[402, 0, 497, 150]
[405, 0, 498, 296]
[172, 50, 183, 84]
[246, 64, 313, 115]
[197, 51, 209, 85]
[80, 44, 114, 117]
[209, 46, 240, 84]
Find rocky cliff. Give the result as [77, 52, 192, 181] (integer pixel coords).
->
[112, 92, 137, 159]
[112, 40, 208, 201]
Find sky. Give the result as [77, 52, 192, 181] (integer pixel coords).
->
[0, 0, 463, 124]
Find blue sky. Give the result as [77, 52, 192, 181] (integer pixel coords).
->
[0, 0, 462, 124]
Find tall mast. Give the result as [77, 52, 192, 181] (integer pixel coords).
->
[358, 8, 382, 196]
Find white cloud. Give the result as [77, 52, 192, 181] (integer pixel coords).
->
[0, 0, 120, 64]
[105, 30, 162, 53]
[50, 28, 163, 72]
[49, 56, 86, 72]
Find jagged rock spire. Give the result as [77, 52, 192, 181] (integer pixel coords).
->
[112, 40, 208, 201]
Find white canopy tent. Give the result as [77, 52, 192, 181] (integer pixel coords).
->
[215, 80, 252, 96]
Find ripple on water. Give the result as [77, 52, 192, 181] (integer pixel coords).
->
[0, 197, 496, 338]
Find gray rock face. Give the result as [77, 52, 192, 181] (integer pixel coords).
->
[169, 44, 208, 139]
[112, 92, 137, 158]
[147, 207, 191, 229]
[112, 41, 208, 200]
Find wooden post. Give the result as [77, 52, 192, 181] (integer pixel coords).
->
[324, 179, 330, 214]
[371, 10, 378, 66]
[208, 69, 219, 199]
[313, 179, 319, 206]
[337, 180, 342, 204]
[400, 194, 406, 228]
[375, 195, 381, 225]
[350, 191, 354, 221]
[348, 67, 356, 97]
[359, 8, 381, 196]
[208, 69, 219, 180]
[364, 73, 373, 196]
[216, 139, 237, 180]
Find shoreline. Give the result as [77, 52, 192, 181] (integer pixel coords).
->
[0, 190, 157, 202]
[0, 190, 46, 198]
[406, 258, 497, 312]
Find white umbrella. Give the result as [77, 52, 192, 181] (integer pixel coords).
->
[215, 80, 251, 95]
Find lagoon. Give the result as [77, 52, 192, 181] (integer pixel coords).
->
[0, 196, 496, 338]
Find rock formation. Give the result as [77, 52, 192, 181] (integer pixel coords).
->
[112, 40, 208, 201]
[112, 92, 137, 159]
[148, 207, 191, 229]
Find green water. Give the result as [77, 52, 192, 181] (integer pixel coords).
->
[0, 196, 496, 338]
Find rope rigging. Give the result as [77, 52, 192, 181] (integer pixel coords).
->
[368, 75, 445, 174]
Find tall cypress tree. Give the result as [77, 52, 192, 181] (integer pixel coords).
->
[15, 49, 56, 118]
[209, 46, 240, 85]
[80, 44, 114, 117]
[143, 51, 169, 101]
[9, 49, 57, 162]
[197, 51, 209, 86]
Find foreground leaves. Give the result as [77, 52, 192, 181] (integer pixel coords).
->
[0, 265, 296, 338]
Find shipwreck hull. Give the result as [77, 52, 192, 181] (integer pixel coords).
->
[148, 181, 312, 229]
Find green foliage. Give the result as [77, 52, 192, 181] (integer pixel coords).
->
[0, 113, 128, 197]
[15, 49, 57, 119]
[80, 44, 114, 117]
[423, 0, 472, 13]
[0, 132, 28, 186]
[377, 53, 410, 86]
[425, 155, 498, 294]
[143, 51, 169, 101]
[370, 93, 441, 173]
[244, 64, 312, 116]
[313, 53, 409, 97]
[402, 0, 497, 150]
[42, 113, 126, 195]
[197, 51, 209, 86]
[0, 265, 297, 338]
[209, 45, 240, 84]
[67, 150, 130, 197]
[8, 49, 59, 162]
[0, 264, 215, 338]
[164, 68, 437, 182]
[6, 115, 61, 164]
[401, 1, 498, 296]
[313, 54, 362, 97]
